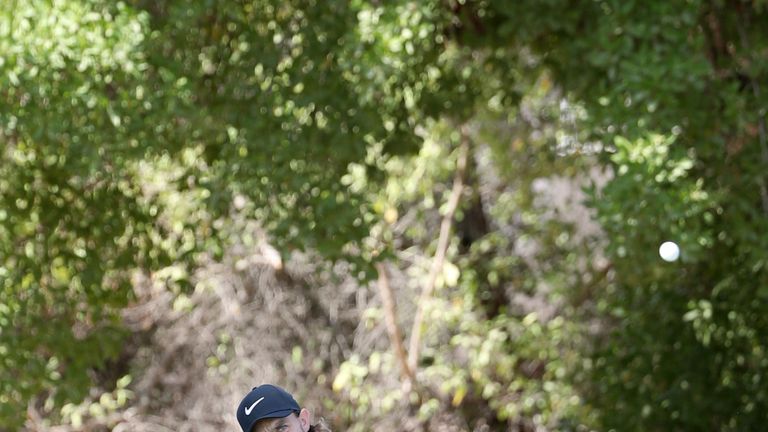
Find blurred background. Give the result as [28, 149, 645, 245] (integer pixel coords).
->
[2, 1, 768, 431]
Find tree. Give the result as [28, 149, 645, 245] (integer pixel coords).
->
[2, 0, 768, 430]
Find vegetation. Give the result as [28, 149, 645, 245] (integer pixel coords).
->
[1, 0, 767, 430]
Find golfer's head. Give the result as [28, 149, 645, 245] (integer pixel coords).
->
[236, 384, 311, 432]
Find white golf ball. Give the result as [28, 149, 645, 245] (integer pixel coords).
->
[659, 241, 680, 262]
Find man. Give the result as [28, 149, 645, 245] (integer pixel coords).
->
[236, 384, 329, 432]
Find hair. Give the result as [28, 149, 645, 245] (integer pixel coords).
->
[308, 418, 332, 432]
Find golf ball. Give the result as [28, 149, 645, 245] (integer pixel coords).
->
[659, 241, 680, 262]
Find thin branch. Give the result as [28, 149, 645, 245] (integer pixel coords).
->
[407, 126, 470, 374]
[375, 262, 414, 385]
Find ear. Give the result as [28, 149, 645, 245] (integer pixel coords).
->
[298, 408, 312, 432]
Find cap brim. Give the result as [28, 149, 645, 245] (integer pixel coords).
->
[242, 409, 297, 432]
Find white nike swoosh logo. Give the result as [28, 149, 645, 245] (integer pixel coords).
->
[244, 397, 265, 415]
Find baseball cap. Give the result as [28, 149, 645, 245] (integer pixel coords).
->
[236, 384, 301, 432]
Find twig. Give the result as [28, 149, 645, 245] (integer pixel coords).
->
[407, 126, 470, 373]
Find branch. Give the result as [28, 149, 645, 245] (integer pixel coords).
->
[407, 127, 470, 374]
[375, 262, 414, 385]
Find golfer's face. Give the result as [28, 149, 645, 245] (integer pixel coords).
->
[254, 413, 307, 432]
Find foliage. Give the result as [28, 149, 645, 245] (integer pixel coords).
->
[330, 113, 598, 430]
[456, 0, 768, 429]
[2, 0, 768, 430]
[0, 1, 163, 424]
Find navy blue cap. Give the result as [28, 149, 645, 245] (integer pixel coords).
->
[236, 384, 301, 432]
